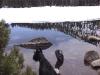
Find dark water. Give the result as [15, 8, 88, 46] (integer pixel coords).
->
[6, 24, 100, 75]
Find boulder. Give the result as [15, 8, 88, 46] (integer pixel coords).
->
[91, 59, 100, 69]
[84, 51, 100, 66]
[17, 37, 52, 50]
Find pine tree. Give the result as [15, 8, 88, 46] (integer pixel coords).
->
[0, 20, 36, 75]
[21, 66, 36, 75]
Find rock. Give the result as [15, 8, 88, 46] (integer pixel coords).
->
[91, 59, 100, 69]
[17, 37, 52, 50]
[84, 51, 100, 66]
[88, 36, 100, 41]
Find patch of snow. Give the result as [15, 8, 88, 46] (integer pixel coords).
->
[0, 6, 100, 23]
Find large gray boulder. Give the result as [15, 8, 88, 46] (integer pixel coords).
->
[91, 59, 100, 68]
[17, 37, 52, 50]
[84, 51, 100, 66]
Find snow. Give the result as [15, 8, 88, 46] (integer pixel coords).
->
[0, 6, 100, 23]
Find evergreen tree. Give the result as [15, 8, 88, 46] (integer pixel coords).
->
[21, 66, 36, 75]
[0, 20, 36, 75]
[0, 20, 9, 50]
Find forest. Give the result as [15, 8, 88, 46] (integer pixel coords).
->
[0, 0, 100, 8]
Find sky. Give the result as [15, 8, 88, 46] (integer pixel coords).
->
[0, 6, 100, 23]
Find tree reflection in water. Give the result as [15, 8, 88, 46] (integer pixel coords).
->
[11, 20, 100, 46]
[7, 20, 100, 75]
[33, 49, 64, 75]
[17, 37, 64, 75]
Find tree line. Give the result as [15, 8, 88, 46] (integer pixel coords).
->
[11, 20, 100, 45]
[0, 0, 100, 8]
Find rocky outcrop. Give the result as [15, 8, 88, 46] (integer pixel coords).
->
[91, 59, 100, 69]
[17, 37, 52, 50]
[84, 51, 100, 70]
[84, 51, 100, 65]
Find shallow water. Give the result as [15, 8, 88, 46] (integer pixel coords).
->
[6, 25, 100, 75]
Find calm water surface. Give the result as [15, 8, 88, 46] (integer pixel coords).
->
[6, 25, 100, 75]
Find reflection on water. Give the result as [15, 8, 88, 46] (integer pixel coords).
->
[8, 25, 71, 48]
[33, 49, 64, 75]
[6, 21, 100, 75]
[11, 20, 100, 46]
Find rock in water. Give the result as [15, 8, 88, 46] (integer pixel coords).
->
[17, 37, 52, 50]
[84, 51, 100, 66]
[91, 59, 100, 69]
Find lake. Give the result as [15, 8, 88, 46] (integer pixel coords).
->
[5, 23, 100, 75]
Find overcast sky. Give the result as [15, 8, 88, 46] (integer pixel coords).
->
[0, 6, 100, 23]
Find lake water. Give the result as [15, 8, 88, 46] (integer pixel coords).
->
[6, 24, 100, 75]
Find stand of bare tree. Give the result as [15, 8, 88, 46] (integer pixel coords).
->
[0, 0, 100, 8]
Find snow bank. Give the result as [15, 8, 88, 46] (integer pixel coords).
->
[0, 6, 100, 23]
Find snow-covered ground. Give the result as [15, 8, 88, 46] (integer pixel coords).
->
[0, 6, 100, 23]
